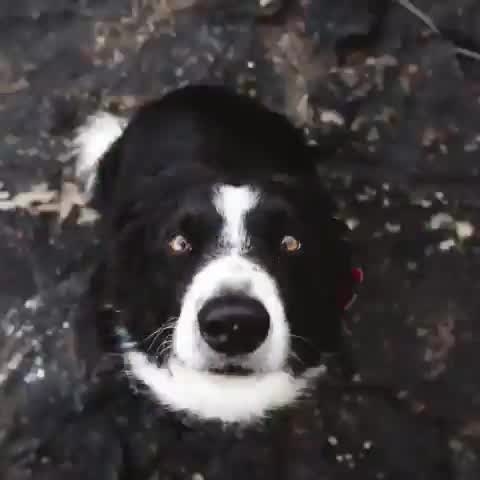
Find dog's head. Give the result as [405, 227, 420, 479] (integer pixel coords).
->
[75, 85, 361, 423]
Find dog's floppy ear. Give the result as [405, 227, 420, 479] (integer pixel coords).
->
[73, 111, 128, 212]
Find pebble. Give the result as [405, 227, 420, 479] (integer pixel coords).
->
[385, 222, 401, 233]
[363, 440, 373, 450]
[455, 221, 474, 239]
[346, 218, 360, 230]
[320, 110, 345, 127]
[428, 213, 453, 230]
[328, 435, 338, 446]
[438, 238, 456, 251]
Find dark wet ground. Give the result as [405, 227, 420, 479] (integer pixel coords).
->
[1, 1, 480, 478]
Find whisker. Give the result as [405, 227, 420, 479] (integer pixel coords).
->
[146, 330, 164, 353]
[289, 334, 314, 346]
[288, 350, 304, 366]
[141, 318, 178, 352]
[155, 338, 173, 359]
[142, 319, 177, 342]
[154, 334, 173, 353]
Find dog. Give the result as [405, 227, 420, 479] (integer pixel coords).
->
[74, 84, 361, 425]
[2, 85, 456, 480]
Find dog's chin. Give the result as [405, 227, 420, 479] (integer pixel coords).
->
[125, 351, 313, 424]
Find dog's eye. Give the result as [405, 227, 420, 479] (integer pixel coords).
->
[280, 235, 301, 253]
[168, 234, 192, 255]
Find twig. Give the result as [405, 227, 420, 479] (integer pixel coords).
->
[395, 0, 439, 33]
[395, 0, 480, 62]
[454, 46, 480, 62]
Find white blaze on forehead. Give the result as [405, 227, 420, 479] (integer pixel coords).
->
[213, 185, 260, 252]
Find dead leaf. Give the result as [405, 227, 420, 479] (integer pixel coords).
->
[0, 186, 57, 211]
[58, 182, 86, 222]
[0, 77, 29, 94]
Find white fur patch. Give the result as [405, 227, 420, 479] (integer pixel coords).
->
[172, 184, 289, 381]
[73, 111, 128, 197]
[213, 185, 259, 252]
[127, 352, 317, 423]
[173, 254, 289, 373]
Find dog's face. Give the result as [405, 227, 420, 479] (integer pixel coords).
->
[75, 86, 359, 423]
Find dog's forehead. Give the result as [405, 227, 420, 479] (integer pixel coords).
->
[212, 184, 259, 220]
[210, 184, 259, 251]
[209, 182, 302, 228]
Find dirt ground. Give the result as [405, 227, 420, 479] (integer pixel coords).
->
[1, 0, 480, 477]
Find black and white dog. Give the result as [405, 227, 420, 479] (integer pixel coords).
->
[74, 85, 361, 425]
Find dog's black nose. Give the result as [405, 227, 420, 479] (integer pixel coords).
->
[198, 295, 270, 355]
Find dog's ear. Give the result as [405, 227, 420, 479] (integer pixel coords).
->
[73, 112, 128, 213]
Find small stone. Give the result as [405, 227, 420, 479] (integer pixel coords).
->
[456, 221, 474, 239]
[428, 213, 453, 230]
[407, 64, 419, 75]
[367, 126, 380, 142]
[320, 110, 345, 127]
[4, 134, 19, 145]
[296, 95, 312, 124]
[377, 54, 399, 68]
[464, 140, 478, 152]
[7, 352, 24, 371]
[439, 238, 456, 251]
[385, 222, 401, 233]
[25, 296, 42, 311]
[411, 197, 432, 208]
[407, 261, 417, 271]
[396, 390, 409, 399]
[356, 193, 370, 202]
[416, 328, 428, 337]
[339, 68, 359, 88]
[422, 127, 437, 147]
[328, 435, 338, 446]
[352, 373, 362, 383]
[449, 438, 463, 452]
[363, 440, 373, 450]
[112, 49, 124, 65]
[346, 218, 359, 230]
[351, 115, 367, 132]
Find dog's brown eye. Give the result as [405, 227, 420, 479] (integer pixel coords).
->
[168, 235, 192, 255]
[280, 235, 301, 253]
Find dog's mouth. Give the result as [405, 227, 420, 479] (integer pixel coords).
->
[208, 365, 253, 376]
[163, 354, 255, 377]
